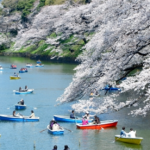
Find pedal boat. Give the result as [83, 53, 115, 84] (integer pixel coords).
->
[115, 135, 143, 145]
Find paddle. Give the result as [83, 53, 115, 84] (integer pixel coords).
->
[63, 127, 72, 132]
[40, 128, 47, 133]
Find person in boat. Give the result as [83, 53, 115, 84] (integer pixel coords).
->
[70, 110, 75, 119]
[49, 119, 56, 130]
[12, 110, 20, 117]
[52, 145, 57, 150]
[128, 128, 136, 138]
[82, 116, 88, 125]
[18, 99, 24, 105]
[52, 121, 60, 130]
[92, 115, 100, 124]
[29, 110, 35, 118]
[120, 127, 127, 137]
[64, 145, 70, 150]
[83, 111, 94, 120]
[94, 89, 99, 95]
[19, 87, 22, 92]
[14, 72, 18, 77]
[25, 85, 28, 91]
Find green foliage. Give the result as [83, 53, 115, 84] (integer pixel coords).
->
[49, 32, 57, 38]
[31, 42, 49, 54]
[45, 0, 54, 5]
[38, 0, 46, 7]
[59, 35, 74, 44]
[0, 44, 7, 51]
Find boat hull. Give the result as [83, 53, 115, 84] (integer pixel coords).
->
[54, 115, 92, 123]
[14, 89, 34, 94]
[26, 65, 33, 68]
[76, 120, 118, 129]
[35, 65, 44, 67]
[47, 125, 64, 135]
[115, 135, 143, 145]
[10, 76, 21, 80]
[0, 115, 39, 122]
[103, 86, 121, 91]
[15, 104, 26, 110]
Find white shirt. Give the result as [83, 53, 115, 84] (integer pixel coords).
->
[52, 124, 59, 130]
[128, 131, 136, 138]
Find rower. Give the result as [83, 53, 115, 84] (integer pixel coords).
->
[49, 119, 55, 130]
[92, 115, 100, 124]
[25, 85, 28, 91]
[70, 110, 75, 119]
[52, 121, 60, 130]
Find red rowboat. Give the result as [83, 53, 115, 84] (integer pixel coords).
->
[76, 120, 118, 129]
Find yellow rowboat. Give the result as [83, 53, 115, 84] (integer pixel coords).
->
[115, 135, 143, 145]
[10, 76, 21, 80]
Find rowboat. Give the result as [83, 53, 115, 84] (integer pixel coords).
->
[54, 115, 92, 123]
[115, 135, 143, 145]
[10, 76, 21, 80]
[103, 85, 121, 91]
[76, 120, 118, 129]
[47, 125, 64, 135]
[0, 114, 39, 122]
[35, 64, 44, 67]
[13, 89, 34, 94]
[19, 68, 28, 73]
[11, 65, 17, 69]
[37, 60, 41, 64]
[15, 104, 27, 110]
[26, 64, 33, 68]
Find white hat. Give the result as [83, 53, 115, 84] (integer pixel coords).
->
[86, 111, 89, 114]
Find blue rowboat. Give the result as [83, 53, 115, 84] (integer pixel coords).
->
[13, 89, 34, 94]
[19, 68, 28, 73]
[103, 85, 121, 91]
[15, 104, 26, 110]
[26, 64, 33, 68]
[54, 115, 92, 123]
[35, 64, 44, 67]
[47, 125, 64, 135]
[0, 114, 39, 122]
[37, 61, 41, 64]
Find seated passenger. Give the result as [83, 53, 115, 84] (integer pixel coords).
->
[52, 122, 60, 130]
[49, 119, 55, 130]
[120, 127, 127, 137]
[29, 110, 35, 118]
[93, 115, 100, 124]
[70, 110, 75, 119]
[19, 87, 22, 92]
[12, 110, 20, 117]
[128, 128, 136, 138]
[82, 116, 88, 125]
[25, 85, 28, 91]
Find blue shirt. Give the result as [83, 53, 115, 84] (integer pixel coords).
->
[70, 113, 75, 119]
[120, 130, 126, 137]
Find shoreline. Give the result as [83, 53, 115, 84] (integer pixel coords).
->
[0, 52, 79, 64]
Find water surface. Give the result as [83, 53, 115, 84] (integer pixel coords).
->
[0, 56, 149, 150]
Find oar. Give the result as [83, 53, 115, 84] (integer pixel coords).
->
[63, 127, 72, 132]
[40, 128, 47, 133]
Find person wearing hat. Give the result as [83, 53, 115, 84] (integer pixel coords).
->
[70, 110, 75, 119]
[83, 111, 94, 120]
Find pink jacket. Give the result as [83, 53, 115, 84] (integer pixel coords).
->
[82, 119, 88, 125]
